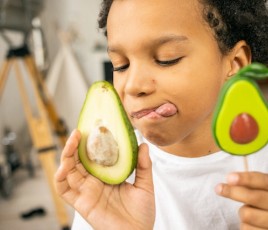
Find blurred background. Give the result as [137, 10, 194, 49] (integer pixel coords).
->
[1, 1, 268, 230]
[0, 0, 111, 229]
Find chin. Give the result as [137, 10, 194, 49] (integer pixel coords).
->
[142, 129, 177, 147]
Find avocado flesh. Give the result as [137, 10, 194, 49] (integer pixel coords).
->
[212, 77, 268, 155]
[77, 81, 138, 184]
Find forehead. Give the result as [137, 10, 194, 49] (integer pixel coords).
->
[107, 0, 205, 37]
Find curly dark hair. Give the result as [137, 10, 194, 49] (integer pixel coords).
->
[98, 0, 268, 65]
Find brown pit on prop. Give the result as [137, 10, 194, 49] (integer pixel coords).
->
[86, 125, 119, 166]
[230, 113, 259, 144]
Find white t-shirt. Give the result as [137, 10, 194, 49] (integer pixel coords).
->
[72, 136, 268, 230]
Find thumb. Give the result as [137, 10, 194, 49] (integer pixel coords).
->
[134, 143, 154, 193]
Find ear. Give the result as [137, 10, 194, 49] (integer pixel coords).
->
[227, 40, 252, 77]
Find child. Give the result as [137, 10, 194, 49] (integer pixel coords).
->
[55, 0, 268, 229]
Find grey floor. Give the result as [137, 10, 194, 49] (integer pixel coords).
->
[0, 165, 74, 230]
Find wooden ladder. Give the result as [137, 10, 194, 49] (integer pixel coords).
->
[0, 45, 70, 230]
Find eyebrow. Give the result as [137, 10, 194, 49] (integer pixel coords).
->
[107, 34, 189, 53]
[153, 34, 189, 45]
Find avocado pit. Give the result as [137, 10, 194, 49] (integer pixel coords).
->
[230, 113, 259, 144]
[86, 125, 119, 166]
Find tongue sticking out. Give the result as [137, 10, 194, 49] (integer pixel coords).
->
[155, 103, 177, 117]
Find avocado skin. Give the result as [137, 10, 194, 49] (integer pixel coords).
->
[212, 63, 268, 155]
[77, 81, 138, 184]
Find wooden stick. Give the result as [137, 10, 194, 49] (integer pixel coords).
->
[0, 58, 13, 98]
[243, 156, 249, 172]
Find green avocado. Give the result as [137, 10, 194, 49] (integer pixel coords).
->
[77, 81, 138, 184]
[212, 63, 268, 155]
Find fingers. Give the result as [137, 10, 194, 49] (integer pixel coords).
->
[55, 130, 83, 197]
[134, 143, 154, 194]
[55, 130, 81, 182]
[239, 205, 268, 229]
[215, 183, 268, 210]
[61, 129, 81, 159]
[240, 223, 265, 230]
[215, 172, 268, 210]
[215, 172, 268, 229]
[226, 172, 268, 190]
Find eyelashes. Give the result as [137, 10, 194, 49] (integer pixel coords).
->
[113, 64, 129, 72]
[156, 57, 182, 66]
[113, 57, 183, 72]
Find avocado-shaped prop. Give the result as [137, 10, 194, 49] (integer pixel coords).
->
[212, 63, 268, 155]
[77, 81, 138, 184]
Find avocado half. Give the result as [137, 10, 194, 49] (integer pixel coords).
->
[77, 81, 138, 184]
[212, 63, 268, 155]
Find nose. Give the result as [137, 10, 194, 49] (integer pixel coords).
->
[124, 63, 156, 97]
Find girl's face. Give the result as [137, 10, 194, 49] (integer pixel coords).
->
[107, 0, 233, 156]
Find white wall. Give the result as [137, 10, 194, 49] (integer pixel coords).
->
[40, 0, 110, 131]
[40, 0, 108, 84]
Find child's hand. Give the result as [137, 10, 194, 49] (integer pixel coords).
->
[55, 130, 155, 230]
[216, 171, 268, 229]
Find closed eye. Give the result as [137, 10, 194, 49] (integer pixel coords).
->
[156, 57, 182, 66]
[113, 64, 129, 72]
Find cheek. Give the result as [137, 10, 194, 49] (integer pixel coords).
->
[168, 73, 224, 121]
[113, 79, 134, 125]
[113, 78, 125, 101]
[189, 83, 221, 113]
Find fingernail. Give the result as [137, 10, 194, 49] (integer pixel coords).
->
[227, 173, 239, 185]
[215, 184, 223, 195]
[70, 130, 77, 137]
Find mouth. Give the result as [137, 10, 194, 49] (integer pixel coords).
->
[131, 103, 178, 119]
